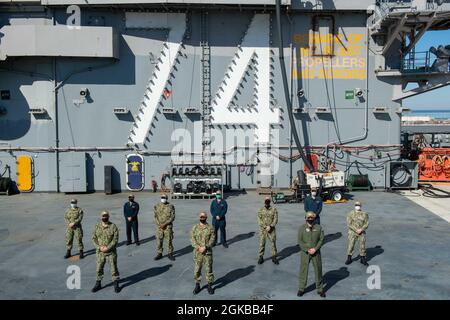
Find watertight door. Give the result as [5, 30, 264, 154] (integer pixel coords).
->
[16, 155, 33, 192]
[59, 153, 87, 193]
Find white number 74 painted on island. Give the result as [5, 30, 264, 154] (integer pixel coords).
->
[127, 13, 280, 147]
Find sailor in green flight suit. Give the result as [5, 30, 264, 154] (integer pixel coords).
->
[297, 211, 326, 298]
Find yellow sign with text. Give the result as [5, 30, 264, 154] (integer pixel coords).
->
[292, 33, 366, 80]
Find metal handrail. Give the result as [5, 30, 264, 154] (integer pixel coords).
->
[372, 0, 413, 30]
[401, 50, 432, 72]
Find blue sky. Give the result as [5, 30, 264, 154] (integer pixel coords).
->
[403, 30, 450, 110]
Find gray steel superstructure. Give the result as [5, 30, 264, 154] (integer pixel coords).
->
[0, 0, 449, 192]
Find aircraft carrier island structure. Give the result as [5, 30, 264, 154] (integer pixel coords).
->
[0, 0, 449, 193]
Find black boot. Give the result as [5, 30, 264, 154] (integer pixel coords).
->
[79, 250, 84, 259]
[136, 241, 140, 246]
[168, 253, 175, 261]
[223, 242, 228, 248]
[272, 256, 279, 265]
[207, 283, 215, 295]
[64, 250, 71, 259]
[345, 255, 352, 265]
[154, 253, 162, 261]
[297, 290, 304, 297]
[113, 280, 120, 293]
[193, 283, 201, 295]
[126, 241, 132, 246]
[319, 291, 326, 298]
[91, 281, 101, 293]
[258, 256, 264, 265]
[360, 256, 369, 266]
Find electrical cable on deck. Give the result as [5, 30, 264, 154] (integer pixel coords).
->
[419, 183, 450, 198]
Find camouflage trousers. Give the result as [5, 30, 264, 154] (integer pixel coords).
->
[156, 225, 174, 254]
[298, 251, 323, 292]
[258, 227, 277, 258]
[96, 251, 120, 282]
[347, 231, 366, 256]
[65, 226, 84, 250]
[193, 251, 214, 284]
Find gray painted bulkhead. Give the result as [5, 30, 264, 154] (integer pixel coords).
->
[0, 6, 403, 192]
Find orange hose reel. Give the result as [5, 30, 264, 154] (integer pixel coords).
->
[418, 148, 450, 181]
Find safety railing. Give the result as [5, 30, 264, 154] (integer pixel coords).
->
[402, 50, 450, 73]
[377, 0, 445, 12]
[401, 51, 433, 73]
[372, 0, 413, 30]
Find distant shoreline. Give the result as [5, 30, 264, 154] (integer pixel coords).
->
[410, 109, 450, 113]
[407, 109, 450, 120]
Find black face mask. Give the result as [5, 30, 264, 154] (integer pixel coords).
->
[200, 219, 207, 224]
[307, 219, 315, 224]
[102, 217, 109, 223]
[264, 201, 270, 208]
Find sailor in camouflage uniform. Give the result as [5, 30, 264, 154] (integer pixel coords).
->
[257, 197, 279, 265]
[191, 212, 216, 295]
[64, 199, 84, 259]
[154, 194, 176, 261]
[345, 201, 369, 266]
[91, 210, 120, 293]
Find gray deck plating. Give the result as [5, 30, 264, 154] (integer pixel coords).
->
[0, 191, 449, 300]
